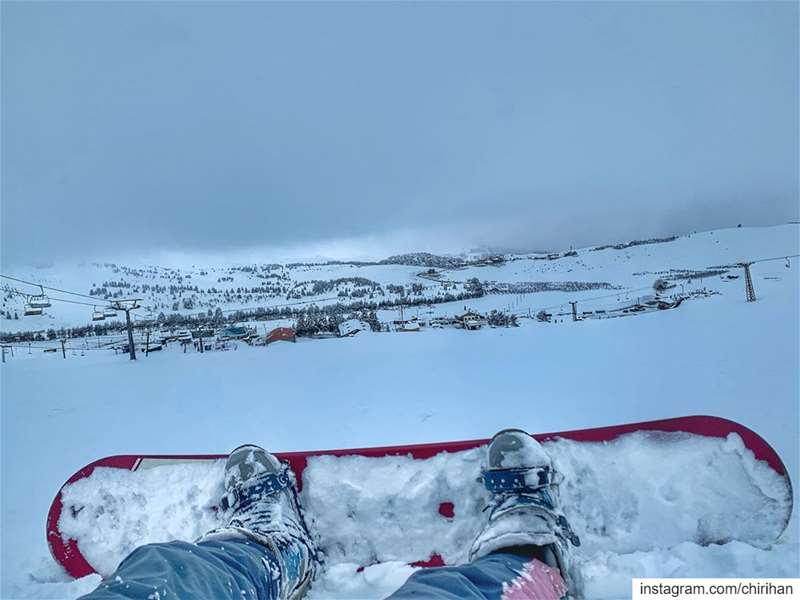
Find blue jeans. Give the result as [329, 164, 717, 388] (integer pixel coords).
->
[80, 539, 555, 599]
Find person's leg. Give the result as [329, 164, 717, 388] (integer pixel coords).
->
[80, 537, 281, 600]
[388, 428, 581, 600]
[79, 444, 320, 600]
[386, 551, 566, 600]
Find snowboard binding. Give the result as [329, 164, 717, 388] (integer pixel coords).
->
[202, 444, 322, 600]
[471, 429, 581, 595]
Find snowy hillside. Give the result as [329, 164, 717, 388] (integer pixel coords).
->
[3, 225, 796, 337]
[1, 224, 798, 599]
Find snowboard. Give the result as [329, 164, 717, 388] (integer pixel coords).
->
[48, 415, 794, 580]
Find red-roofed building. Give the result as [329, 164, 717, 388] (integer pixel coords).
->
[266, 327, 297, 345]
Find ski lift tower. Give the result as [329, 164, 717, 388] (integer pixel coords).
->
[112, 299, 142, 360]
[737, 262, 756, 302]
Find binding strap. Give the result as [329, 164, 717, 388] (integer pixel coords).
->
[557, 514, 582, 547]
[221, 465, 292, 511]
[482, 466, 559, 494]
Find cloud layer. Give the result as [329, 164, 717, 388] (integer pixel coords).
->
[2, 2, 797, 266]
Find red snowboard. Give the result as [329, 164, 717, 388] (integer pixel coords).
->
[47, 415, 793, 580]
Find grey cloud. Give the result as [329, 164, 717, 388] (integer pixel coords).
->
[2, 1, 797, 267]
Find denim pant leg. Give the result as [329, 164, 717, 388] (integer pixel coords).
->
[385, 552, 566, 600]
[79, 537, 280, 600]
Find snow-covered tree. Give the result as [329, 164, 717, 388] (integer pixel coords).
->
[464, 278, 485, 297]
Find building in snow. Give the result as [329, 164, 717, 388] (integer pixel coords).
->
[391, 316, 420, 332]
[217, 326, 249, 340]
[455, 311, 485, 330]
[338, 319, 372, 337]
[266, 327, 296, 345]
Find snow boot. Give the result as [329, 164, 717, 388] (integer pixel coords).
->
[200, 444, 320, 600]
[470, 429, 581, 596]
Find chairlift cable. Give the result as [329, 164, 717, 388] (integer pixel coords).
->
[0, 274, 114, 305]
[2, 287, 107, 308]
[749, 254, 800, 265]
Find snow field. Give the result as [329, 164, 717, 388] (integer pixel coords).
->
[2, 224, 797, 598]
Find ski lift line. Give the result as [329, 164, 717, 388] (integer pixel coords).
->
[0, 343, 98, 350]
[509, 288, 654, 317]
[527, 284, 655, 313]
[27, 341, 136, 351]
[0, 274, 114, 304]
[518, 251, 800, 277]
[12, 293, 101, 308]
[3, 286, 110, 308]
[0, 336, 142, 348]
[1, 344, 58, 349]
[511, 251, 799, 315]
[4, 288, 111, 307]
[749, 254, 800, 265]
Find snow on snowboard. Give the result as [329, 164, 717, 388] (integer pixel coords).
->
[48, 416, 793, 580]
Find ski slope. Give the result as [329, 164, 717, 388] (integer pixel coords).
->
[1, 224, 798, 598]
[3, 224, 796, 334]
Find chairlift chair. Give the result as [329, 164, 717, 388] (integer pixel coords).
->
[29, 287, 52, 308]
[24, 305, 43, 316]
[92, 308, 106, 321]
[103, 308, 117, 318]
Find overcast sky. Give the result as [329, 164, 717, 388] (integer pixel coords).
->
[2, 1, 797, 267]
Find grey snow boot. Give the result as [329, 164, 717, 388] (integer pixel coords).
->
[470, 429, 581, 596]
[200, 444, 320, 600]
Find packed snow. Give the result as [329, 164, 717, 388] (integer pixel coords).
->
[1, 224, 798, 599]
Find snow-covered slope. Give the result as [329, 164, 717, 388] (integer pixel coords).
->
[1, 224, 798, 598]
[3, 224, 796, 334]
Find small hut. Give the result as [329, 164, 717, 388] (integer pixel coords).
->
[266, 327, 297, 345]
[217, 326, 249, 340]
[338, 319, 372, 337]
[455, 311, 484, 330]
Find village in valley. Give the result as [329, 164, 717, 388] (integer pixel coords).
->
[0, 224, 791, 363]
